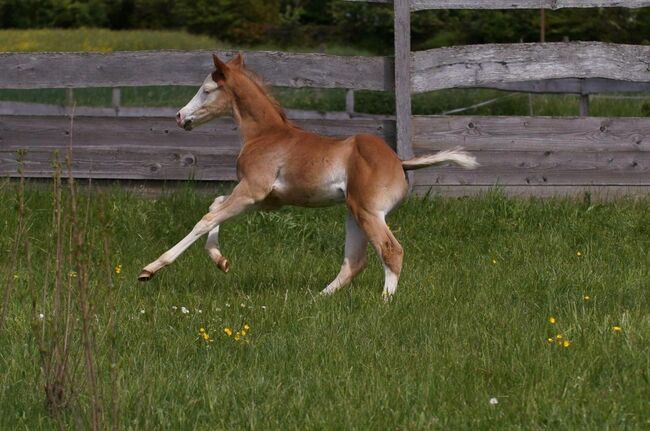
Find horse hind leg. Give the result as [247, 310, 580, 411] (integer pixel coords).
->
[321, 213, 368, 296]
[351, 208, 403, 302]
[205, 195, 230, 273]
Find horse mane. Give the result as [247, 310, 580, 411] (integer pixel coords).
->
[240, 68, 299, 129]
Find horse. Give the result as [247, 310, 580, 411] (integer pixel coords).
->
[138, 53, 478, 300]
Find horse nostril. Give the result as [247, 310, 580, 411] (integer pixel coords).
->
[176, 112, 182, 120]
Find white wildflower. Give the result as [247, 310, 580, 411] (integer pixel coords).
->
[181, 306, 189, 314]
[172, 306, 177, 310]
[489, 397, 499, 405]
[140, 309, 145, 314]
[38, 313, 44, 320]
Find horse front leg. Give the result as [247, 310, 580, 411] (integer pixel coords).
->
[205, 196, 230, 273]
[138, 190, 256, 281]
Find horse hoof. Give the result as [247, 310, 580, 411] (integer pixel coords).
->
[216, 257, 230, 273]
[138, 270, 154, 282]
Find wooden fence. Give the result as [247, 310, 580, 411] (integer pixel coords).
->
[2, 0, 650, 196]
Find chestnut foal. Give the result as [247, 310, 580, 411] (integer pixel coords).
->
[138, 54, 477, 300]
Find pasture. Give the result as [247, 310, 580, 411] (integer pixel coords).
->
[1, 181, 649, 429]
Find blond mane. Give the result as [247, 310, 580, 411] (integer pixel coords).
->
[241, 68, 299, 129]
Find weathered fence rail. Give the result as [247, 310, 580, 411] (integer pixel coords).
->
[412, 42, 650, 93]
[347, 0, 650, 10]
[0, 50, 393, 90]
[0, 115, 395, 180]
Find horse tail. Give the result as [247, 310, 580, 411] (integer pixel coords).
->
[401, 147, 478, 171]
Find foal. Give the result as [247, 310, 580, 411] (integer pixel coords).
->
[138, 53, 477, 300]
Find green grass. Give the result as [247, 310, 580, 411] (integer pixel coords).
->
[1, 182, 649, 429]
[0, 28, 223, 52]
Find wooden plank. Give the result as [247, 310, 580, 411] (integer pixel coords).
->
[345, 0, 650, 9]
[412, 115, 650, 187]
[412, 42, 650, 93]
[394, 0, 415, 182]
[0, 101, 394, 121]
[0, 115, 395, 180]
[412, 150, 650, 186]
[412, 115, 650, 152]
[486, 78, 650, 94]
[0, 50, 393, 91]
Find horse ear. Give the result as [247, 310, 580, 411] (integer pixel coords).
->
[229, 52, 244, 69]
[212, 53, 229, 82]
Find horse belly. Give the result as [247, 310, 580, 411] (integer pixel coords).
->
[271, 174, 347, 207]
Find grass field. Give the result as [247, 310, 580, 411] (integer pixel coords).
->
[1, 181, 649, 429]
[2, 28, 650, 117]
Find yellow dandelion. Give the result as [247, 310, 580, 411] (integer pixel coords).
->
[13, 274, 19, 280]
[241, 329, 247, 336]
[562, 340, 571, 348]
[202, 332, 210, 341]
[612, 326, 622, 333]
[234, 332, 241, 341]
[583, 295, 591, 301]
[199, 328, 205, 333]
[576, 251, 582, 257]
[224, 327, 233, 337]
[243, 323, 250, 331]
[548, 316, 557, 325]
[555, 334, 563, 340]
[69, 270, 77, 278]
[547, 337, 554, 343]
[114, 264, 122, 274]
[491, 259, 497, 265]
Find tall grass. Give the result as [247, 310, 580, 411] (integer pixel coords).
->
[1, 183, 649, 429]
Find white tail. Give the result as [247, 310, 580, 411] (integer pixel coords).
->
[401, 147, 478, 171]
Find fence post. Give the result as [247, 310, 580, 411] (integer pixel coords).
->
[65, 88, 74, 106]
[112, 87, 121, 116]
[345, 89, 355, 115]
[394, 0, 415, 188]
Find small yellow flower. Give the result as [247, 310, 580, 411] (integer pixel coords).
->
[13, 274, 19, 280]
[114, 264, 122, 274]
[199, 328, 205, 333]
[241, 329, 247, 336]
[576, 251, 582, 257]
[583, 295, 591, 301]
[234, 332, 241, 341]
[555, 334, 563, 340]
[491, 259, 497, 265]
[562, 340, 571, 348]
[243, 323, 250, 331]
[548, 317, 557, 325]
[612, 326, 622, 333]
[69, 270, 77, 278]
[202, 332, 210, 341]
[547, 337, 554, 343]
[224, 327, 232, 337]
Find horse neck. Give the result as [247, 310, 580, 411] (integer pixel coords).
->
[230, 77, 287, 140]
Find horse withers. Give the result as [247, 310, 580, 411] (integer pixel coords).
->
[138, 53, 478, 300]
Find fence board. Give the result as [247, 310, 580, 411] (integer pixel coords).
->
[0, 116, 395, 180]
[412, 42, 650, 93]
[0, 50, 394, 91]
[412, 115, 650, 187]
[345, 0, 650, 9]
[412, 115, 650, 152]
[487, 78, 650, 94]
